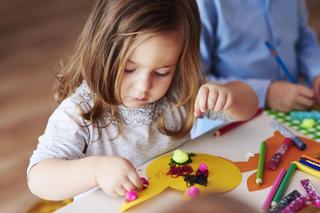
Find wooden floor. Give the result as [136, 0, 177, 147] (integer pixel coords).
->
[0, 1, 319, 213]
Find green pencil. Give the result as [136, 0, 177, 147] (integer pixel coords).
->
[271, 163, 297, 207]
[256, 141, 266, 185]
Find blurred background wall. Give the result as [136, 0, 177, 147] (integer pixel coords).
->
[0, 1, 93, 212]
[0, 1, 319, 213]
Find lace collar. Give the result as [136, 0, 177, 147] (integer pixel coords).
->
[117, 102, 166, 126]
[75, 82, 167, 126]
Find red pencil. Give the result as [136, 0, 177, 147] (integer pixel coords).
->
[213, 108, 263, 137]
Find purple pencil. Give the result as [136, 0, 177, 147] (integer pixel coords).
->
[262, 168, 286, 209]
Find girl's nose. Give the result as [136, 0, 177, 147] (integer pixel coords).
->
[136, 74, 152, 92]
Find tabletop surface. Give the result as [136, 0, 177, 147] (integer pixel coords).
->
[55, 113, 320, 213]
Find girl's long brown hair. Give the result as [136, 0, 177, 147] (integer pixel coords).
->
[54, 0, 204, 139]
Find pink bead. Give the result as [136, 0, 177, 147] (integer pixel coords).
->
[186, 186, 200, 198]
[196, 163, 209, 177]
[125, 190, 138, 202]
[198, 163, 208, 172]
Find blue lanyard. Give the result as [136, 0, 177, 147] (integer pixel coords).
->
[263, 0, 275, 43]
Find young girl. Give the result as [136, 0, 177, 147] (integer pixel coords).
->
[27, 0, 258, 200]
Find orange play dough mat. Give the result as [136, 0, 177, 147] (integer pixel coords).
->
[235, 131, 320, 192]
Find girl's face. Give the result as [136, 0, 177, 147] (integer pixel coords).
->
[120, 32, 183, 108]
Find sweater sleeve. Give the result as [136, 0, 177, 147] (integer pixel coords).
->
[27, 97, 89, 177]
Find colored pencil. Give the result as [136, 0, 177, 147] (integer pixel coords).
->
[271, 163, 297, 207]
[213, 108, 263, 136]
[213, 121, 244, 137]
[265, 40, 297, 84]
[304, 159, 320, 167]
[301, 154, 320, 164]
[304, 159, 320, 169]
[262, 168, 286, 209]
[256, 141, 266, 185]
[299, 159, 320, 171]
[294, 161, 320, 179]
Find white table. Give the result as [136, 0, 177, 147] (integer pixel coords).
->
[55, 113, 320, 213]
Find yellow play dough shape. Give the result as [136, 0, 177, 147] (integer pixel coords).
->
[120, 153, 242, 211]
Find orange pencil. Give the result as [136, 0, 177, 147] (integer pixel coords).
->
[301, 155, 320, 165]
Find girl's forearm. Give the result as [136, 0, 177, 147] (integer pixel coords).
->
[27, 156, 100, 200]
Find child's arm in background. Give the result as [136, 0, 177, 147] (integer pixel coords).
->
[28, 156, 143, 200]
[194, 81, 258, 122]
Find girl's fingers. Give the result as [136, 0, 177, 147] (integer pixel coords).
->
[128, 172, 143, 190]
[198, 86, 209, 113]
[195, 84, 233, 115]
[214, 91, 227, 111]
[194, 96, 202, 117]
[114, 186, 127, 197]
[207, 89, 218, 110]
[223, 92, 233, 111]
[194, 108, 202, 118]
[122, 177, 137, 192]
[108, 190, 118, 197]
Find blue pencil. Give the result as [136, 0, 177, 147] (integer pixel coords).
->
[299, 159, 320, 171]
[265, 41, 298, 84]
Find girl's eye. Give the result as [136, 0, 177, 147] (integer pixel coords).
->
[124, 69, 135, 74]
[154, 71, 170, 77]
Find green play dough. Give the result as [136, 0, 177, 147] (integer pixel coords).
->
[172, 149, 189, 164]
[300, 118, 316, 129]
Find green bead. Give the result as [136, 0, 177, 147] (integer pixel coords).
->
[172, 149, 189, 164]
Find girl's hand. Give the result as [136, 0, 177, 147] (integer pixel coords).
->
[194, 83, 234, 118]
[94, 156, 143, 197]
